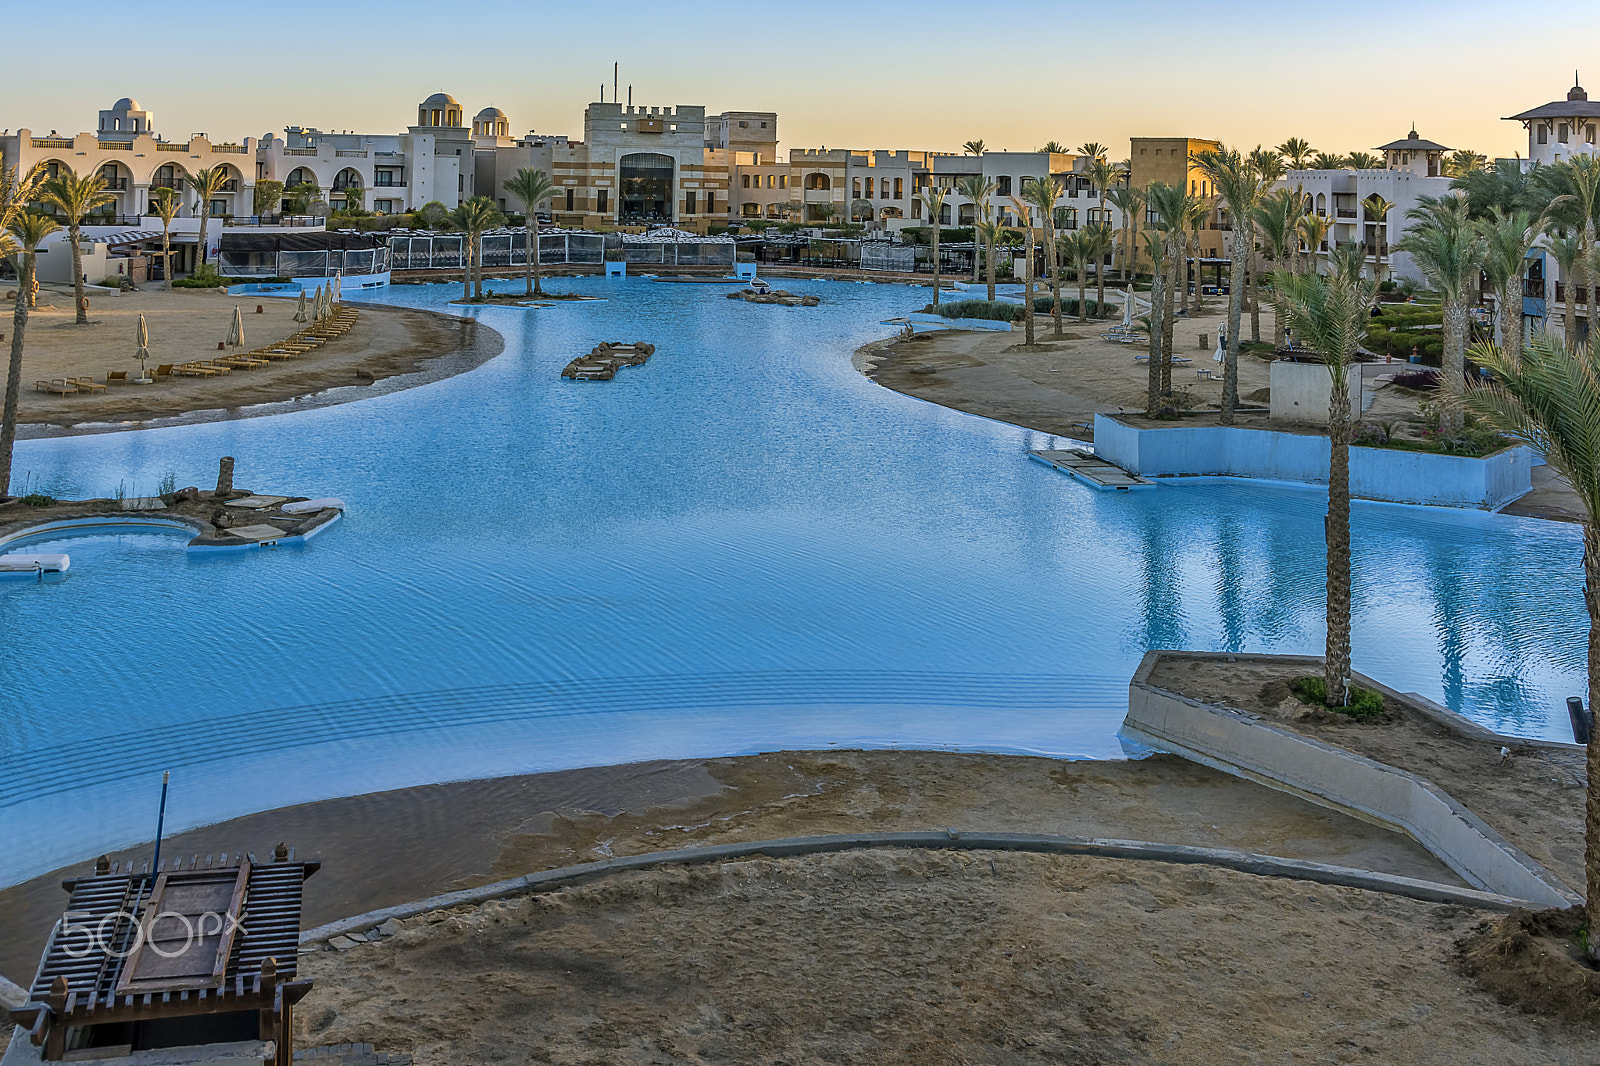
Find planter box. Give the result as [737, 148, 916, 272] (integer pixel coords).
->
[1092, 415, 1532, 510]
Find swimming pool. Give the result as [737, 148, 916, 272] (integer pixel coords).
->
[1, 278, 1585, 884]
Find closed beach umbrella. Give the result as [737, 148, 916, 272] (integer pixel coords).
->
[293, 288, 308, 323]
[1121, 291, 1134, 329]
[134, 313, 150, 377]
[332, 274, 342, 306]
[227, 306, 245, 348]
[312, 284, 325, 322]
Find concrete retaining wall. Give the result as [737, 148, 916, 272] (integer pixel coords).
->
[1092, 415, 1532, 510]
[1121, 651, 1580, 908]
[1269, 361, 1363, 424]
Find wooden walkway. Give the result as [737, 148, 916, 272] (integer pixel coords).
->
[1028, 449, 1156, 492]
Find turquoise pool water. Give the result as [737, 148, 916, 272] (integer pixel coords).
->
[0, 278, 1586, 883]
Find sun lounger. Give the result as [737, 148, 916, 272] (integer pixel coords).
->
[152, 364, 175, 380]
[222, 355, 268, 369]
[174, 363, 218, 377]
[107, 370, 129, 386]
[70, 377, 107, 394]
[36, 379, 77, 396]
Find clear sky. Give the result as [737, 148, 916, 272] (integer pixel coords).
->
[5, 1, 1597, 161]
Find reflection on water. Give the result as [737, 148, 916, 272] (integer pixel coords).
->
[0, 277, 1585, 883]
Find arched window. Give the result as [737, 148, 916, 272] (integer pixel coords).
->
[286, 167, 317, 189]
[852, 177, 861, 197]
[1315, 193, 1326, 216]
[152, 163, 184, 190]
[866, 177, 874, 198]
[805, 172, 831, 190]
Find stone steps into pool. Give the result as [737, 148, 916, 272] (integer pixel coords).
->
[1029, 449, 1156, 492]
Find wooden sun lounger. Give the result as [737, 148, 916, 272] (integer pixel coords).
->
[70, 377, 108, 394]
[222, 355, 269, 369]
[153, 364, 176, 380]
[107, 370, 129, 385]
[36, 379, 77, 396]
[174, 363, 218, 377]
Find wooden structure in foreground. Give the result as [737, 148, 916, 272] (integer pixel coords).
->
[7, 845, 319, 1066]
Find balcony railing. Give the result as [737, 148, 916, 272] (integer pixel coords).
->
[102, 178, 129, 191]
[1554, 283, 1592, 304]
[221, 215, 327, 227]
[96, 141, 133, 151]
[336, 150, 369, 158]
[1336, 208, 1358, 219]
[213, 145, 248, 154]
[156, 143, 189, 152]
[1524, 279, 1546, 299]
[283, 147, 320, 157]
[30, 137, 73, 148]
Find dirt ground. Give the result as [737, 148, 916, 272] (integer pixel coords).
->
[0, 750, 1457, 982]
[1145, 656, 1588, 891]
[294, 847, 1596, 1065]
[8, 285, 475, 429]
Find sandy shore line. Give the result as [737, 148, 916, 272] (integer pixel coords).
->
[14, 290, 502, 440]
[0, 748, 1455, 981]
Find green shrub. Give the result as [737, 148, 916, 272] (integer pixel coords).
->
[20, 493, 55, 507]
[1289, 675, 1385, 720]
[900, 226, 975, 246]
[925, 296, 1112, 322]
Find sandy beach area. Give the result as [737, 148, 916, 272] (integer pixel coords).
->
[0, 750, 1456, 982]
[8, 286, 495, 434]
[295, 847, 1593, 1064]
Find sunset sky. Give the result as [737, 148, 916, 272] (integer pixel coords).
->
[6, 0, 1597, 161]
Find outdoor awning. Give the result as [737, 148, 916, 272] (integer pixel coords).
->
[92, 230, 163, 246]
[623, 227, 734, 244]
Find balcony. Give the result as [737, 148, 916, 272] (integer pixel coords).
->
[1524, 279, 1546, 299]
[96, 140, 133, 151]
[156, 143, 189, 152]
[213, 145, 248, 154]
[102, 178, 129, 191]
[336, 149, 369, 158]
[283, 147, 320, 157]
[1336, 208, 1358, 219]
[1554, 283, 1591, 304]
[30, 137, 74, 148]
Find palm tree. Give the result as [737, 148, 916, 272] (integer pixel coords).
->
[1107, 185, 1144, 286]
[1078, 142, 1108, 162]
[40, 167, 115, 323]
[1060, 225, 1114, 322]
[1309, 151, 1345, 172]
[1476, 208, 1541, 364]
[1273, 266, 1379, 714]
[1252, 189, 1305, 347]
[1277, 138, 1315, 169]
[956, 175, 995, 284]
[1361, 194, 1397, 284]
[1541, 157, 1600, 346]
[1246, 148, 1288, 343]
[1086, 155, 1119, 311]
[3, 211, 61, 494]
[185, 167, 231, 275]
[448, 196, 504, 300]
[1007, 193, 1038, 345]
[1142, 229, 1167, 414]
[1444, 149, 1488, 177]
[1295, 212, 1332, 275]
[962, 139, 986, 157]
[1461, 333, 1600, 956]
[1398, 194, 1487, 433]
[1344, 152, 1383, 171]
[974, 217, 1004, 301]
[1248, 146, 1287, 184]
[1024, 177, 1063, 334]
[284, 182, 321, 217]
[1040, 141, 1069, 155]
[922, 183, 950, 305]
[1454, 158, 1532, 218]
[1547, 232, 1585, 348]
[150, 187, 180, 291]
[1146, 182, 1198, 399]
[502, 167, 557, 296]
[1193, 147, 1267, 422]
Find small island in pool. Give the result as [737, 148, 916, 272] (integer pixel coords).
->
[0, 457, 344, 552]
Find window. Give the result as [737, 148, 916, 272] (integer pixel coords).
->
[779, 175, 786, 189]
[939, 203, 951, 225]
[912, 198, 921, 219]
[866, 177, 874, 198]
[1062, 207, 1078, 230]
[997, 176, 1011, 196]
[565, 188, 574, 211]
[1316, 193, 1326, 216]
[375, 199, 394, 213]
[1538, 124, 1548, 144]
[597, 189, 608, 213]
[742, 174, 750, 188]
[894, 177, 903, 199]
[1559, 123, 1570, 143]
[686, 191, 697, 214]
[853, 177, 861, 196]
[1588, 124, 1597, 144]
[706, 192, 715, 214]
[739, 121, 748, 128]
[760, 121, 767, 128]
[209, 198, 228, 215]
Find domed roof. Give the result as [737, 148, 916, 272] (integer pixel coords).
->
[475, 106, 507, 121]
[113, 98, 142, 112]
[421, 92, 459, 108]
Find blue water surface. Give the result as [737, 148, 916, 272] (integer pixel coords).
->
[0, 277, 1585, 883]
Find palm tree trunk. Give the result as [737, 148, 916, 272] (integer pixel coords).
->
[1442, 298, 1468, 434]
[524, 217, 534, 296]
[1077, 264, 1087, 322]
[532, 217, 543, 296]
[462, 241, 472, 301]
[931, 225, 942, 306]
[1161, 237, 1179, 398]
[1, 253, 35, 495]
[1022, 230, 1035, 346]
[1323, 373, 1353, 706]
[196, 207, 209, 273]
[1096, 193, 1108, 312]
[69, 225, 87, 323]
[161, 229, 172, 292]
[1581, 521, 1600, 960]
[474, 235, 484, 299]
[985, 234, 996, 302]
[1146, 264, 1164, 415]
[1500, 279, 1523, 364]
[1180, 232, 1193, 314]
[1248, 254, 1261, 343]
[1047, 222, 1062, 337]
[1221, 227, 1247, 424]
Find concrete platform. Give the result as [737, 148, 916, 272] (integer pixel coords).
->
[1029, 449, 1156, 491]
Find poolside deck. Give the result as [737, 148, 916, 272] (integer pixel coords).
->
[1029, 449, 1156, 491]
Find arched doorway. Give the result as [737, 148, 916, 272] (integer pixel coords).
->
[619, 153, 673, 223]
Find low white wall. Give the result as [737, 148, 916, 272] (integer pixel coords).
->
[1269, 361, 1363, 424]
[1092, 415, 1532, 510]
[1122, 652, 1579, 907]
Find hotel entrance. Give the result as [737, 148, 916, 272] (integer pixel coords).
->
[619, 152, 674, 224]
